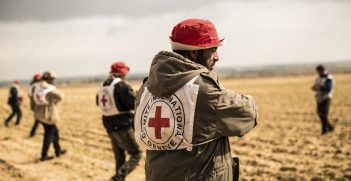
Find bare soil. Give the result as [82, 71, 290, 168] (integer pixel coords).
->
[0, 74, 350, 181]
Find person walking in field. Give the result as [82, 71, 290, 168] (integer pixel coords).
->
[96, 61, 141, 181]
[33, 70, 66, 161]
[311, 65, 335, 135]
[4, 80, 23, 127]
[134, 18, 258, 181]
[28, 73, 42, 137]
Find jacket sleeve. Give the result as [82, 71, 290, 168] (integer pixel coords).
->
[47, 90, 64, 104]
[10, 87, 18, 99]
[8, 87, 19, 105]
[214, 88, 258, 137]
[319, 78, 332, 93]
[114, 81, 136, 111]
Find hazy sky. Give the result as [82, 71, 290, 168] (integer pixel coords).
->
[0, 0, 350, 81]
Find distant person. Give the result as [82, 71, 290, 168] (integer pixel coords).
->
[4, 80, 23, 127]
[133, 18, 258, 181]
[28, 73, 42, 137]
[96, 61, 141, 181]
[33, 70, 66, 161]
[311, 65, 335, 135]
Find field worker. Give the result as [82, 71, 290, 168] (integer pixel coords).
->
[34, 70, 66, 161]
[28, 73, 42, 137]
[311, 65, 335, 135]
[96, 61, 141, 181]
[4, 80, 23, 127]
[134, 18, 258, 181]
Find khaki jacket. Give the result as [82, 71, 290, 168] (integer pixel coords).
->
[135, 51, 258, 181]
[34, 81, 64, 125]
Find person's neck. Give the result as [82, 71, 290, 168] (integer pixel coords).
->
[320, 71, 328, 77]
[112, 75, 124, 80]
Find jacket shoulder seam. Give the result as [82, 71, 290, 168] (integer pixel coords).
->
[200, 73, 221, 89]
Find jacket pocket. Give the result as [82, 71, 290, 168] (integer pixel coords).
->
[204, 166, 226, 181]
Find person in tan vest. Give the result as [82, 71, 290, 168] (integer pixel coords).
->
[33, 70, 66, 161]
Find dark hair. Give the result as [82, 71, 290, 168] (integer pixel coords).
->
[142, 77, 148, 84]
[42, 75, 50, 81]
[173, 50, 189, 58]
[173, 50, 207, 67]
[316, 64, 325, 71]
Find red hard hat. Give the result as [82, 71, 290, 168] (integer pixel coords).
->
[110, 61, 130, 76]
[33, 73, 42, 81]
[170, 19, 224, 51]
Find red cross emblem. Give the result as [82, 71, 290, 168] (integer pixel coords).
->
[148, 106, 170, 139]
[101, 95, 108, 107]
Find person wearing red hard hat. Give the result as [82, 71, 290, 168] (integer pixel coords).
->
[170, 18, 224, 51]
[28, 73, 42, 137]
[110, 61, 130, 77]
[134, 19, 258, 181]
[4, 80, 23, 127]
[96, 61, 141, 181]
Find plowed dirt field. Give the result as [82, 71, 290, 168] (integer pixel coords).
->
[1, 74, 350, 181]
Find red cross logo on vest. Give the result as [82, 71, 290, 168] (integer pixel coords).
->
[36, 94, 41, 100]
[101, 95, 108, 107]
[148, 106, 170, 139]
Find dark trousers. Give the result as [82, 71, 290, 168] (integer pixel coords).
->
[4, 105, 22, 126]
[41, 123, 61, 158]
[317, 98, 333, 133]
[108, 127, 141, 180]
[30, 119, 40, 137]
